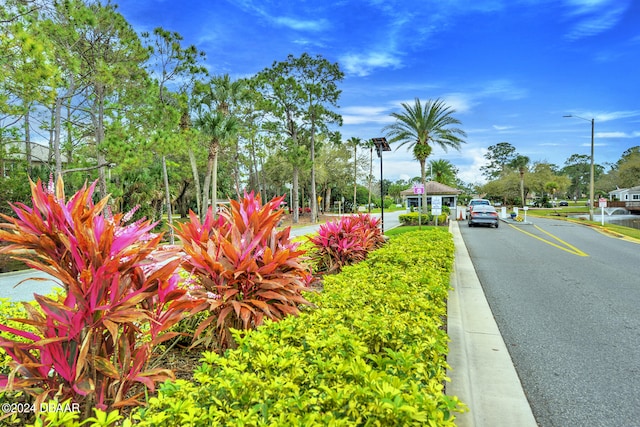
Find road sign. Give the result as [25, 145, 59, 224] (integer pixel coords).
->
[431, 196, 442, 216]
[413, 184, 424, 194]
[598, 197, 607, 208]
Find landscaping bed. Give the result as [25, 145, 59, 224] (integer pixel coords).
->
[0, 179, 464, 425]
[130, 229, 464, 426]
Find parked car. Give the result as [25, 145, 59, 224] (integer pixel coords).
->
[468, 205, 499, 228]
[466, 198, 491, 213]
[559, 200, 569, 206]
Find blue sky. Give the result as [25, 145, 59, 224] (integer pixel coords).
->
[118, 0, 640, 185]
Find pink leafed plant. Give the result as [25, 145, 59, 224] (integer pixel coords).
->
[0, 177, 197, 416]
[307, 214, 386, 274]
[174, 192, 313, 350]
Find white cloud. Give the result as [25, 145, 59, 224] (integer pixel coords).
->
[450, 146, 489, 185]
[564, 0, 630, 40]
[339, 51, 402, 76]
[273, 17, 329, 32]
[341, 106, 394, 125]
[565, 0, 617, 15]
[565, 110, 640, 123]
[595, 110, 640, 122]
[597, 132, 626, 138]
[479, 79, 529, 100]
[441, 92, 476, 114]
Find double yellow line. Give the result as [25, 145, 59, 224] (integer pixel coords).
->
[508, 224, 589, 257]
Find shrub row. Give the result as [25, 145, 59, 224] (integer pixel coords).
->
[127, 228, 465, 426]
[399, 212, 449, 226]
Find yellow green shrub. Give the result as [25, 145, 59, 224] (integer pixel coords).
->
[16, 229, 465, 426]
[131, 229, 465, 426]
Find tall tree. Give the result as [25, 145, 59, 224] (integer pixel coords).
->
[195, 109, 239, 216]
[562, 154, 593, 200]
[509, 155, 530, 207]
[195, 74, 250, 218]
[383, 98, 466, 212]
[75, 0, 149, 199]
[429, 159, 458, 186]
[256, 53, 343, 223]
[361, 138, 376, 212]
[256, 62, 305, 223]
[617, 147, 640, 188]
[142, 27, 206, 242]
[291, 53, 343, 223]
[346, 136, 361, 210]
[480, 142, 517, 180]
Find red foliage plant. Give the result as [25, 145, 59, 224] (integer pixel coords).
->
[0, 177, 197, 416]
[174, 192, 313, 350]
[307, 214, 386, 273]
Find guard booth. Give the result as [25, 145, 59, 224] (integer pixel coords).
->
[400, 181, 463, 219]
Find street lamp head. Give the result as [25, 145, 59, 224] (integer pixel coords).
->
[371, 137, 391, 158]
[563, 114, 592, 122]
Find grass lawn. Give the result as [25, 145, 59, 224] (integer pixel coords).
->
[385, 225, 438, 236]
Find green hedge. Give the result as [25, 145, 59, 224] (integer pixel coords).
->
[398, 212, 449, 226]
[131, 229, 465, 426]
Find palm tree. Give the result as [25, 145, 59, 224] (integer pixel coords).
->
[510, 155, 530, 207]
[383, 98, 466, 212]
[360, 138, 376, 212]
[195, 74, 250, 218]
[430, 159, 458, 186]
[346, 136, 362, 211]
[195, 111, 239, 218]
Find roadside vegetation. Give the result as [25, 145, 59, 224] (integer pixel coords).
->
[478, 142, 640, 212]
[0, 178, 463, 426]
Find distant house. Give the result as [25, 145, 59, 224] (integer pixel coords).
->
[609, 186, 640, 202]
[608, 186, 640, 212]
[2, 142, 67, 178]
[400, 181, 463, 217]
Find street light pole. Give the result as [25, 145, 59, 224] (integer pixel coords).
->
[563, 115, 595, 221]
[372, 137, 391, 233]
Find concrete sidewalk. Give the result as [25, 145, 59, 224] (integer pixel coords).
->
[446, 220, 538, 427]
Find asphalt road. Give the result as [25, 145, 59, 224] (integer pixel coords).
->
[460, 217, 640, 427]
[0, 269, 62, 302]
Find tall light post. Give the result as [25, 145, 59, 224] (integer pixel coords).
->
[563, 115, 595, 221]
[372, 137, 391, 232]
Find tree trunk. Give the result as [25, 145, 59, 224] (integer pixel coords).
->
[353, 143, 357, 211]
[162, 155, 174, 244]
[94, 86, 107, 201]
[420, 159, 427, 213]
[201, 139, 216, 220]
[53, 96, 64, 180]
[310, 127, 317, 223]
[292, 167, 299, 223]
[325, 186, 332, 212]
[24, 107, 32, 176]
[212, 146, 218, 217]
[232, 138, 241, 199]
[188, 149, 201, 218]
[368, 147, 373, 213]
[249, 136, 263, 198]
[520, 171, 525, 207]
[259, 155, 267, 202]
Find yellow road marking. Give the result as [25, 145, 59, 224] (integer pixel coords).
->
[508, 224, 589, 256]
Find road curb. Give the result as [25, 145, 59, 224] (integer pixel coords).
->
[446, 220, 537, 427]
